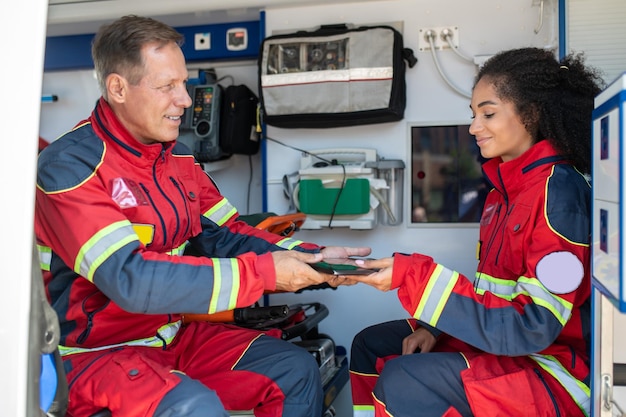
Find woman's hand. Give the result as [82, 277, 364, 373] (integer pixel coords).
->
[320, 246, 371, 259]
[350, 257, 394, 291]
[402, 327, 437, 354]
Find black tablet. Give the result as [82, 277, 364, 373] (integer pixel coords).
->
[311, 259, 379, 275]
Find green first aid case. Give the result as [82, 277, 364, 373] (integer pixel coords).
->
[297, 178, 370, 215]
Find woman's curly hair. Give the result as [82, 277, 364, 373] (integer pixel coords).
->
[474, 47, 605, 173]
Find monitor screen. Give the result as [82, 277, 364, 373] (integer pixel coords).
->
[409, 123, 487, 224]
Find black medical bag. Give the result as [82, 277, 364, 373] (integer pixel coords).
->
[219, 84, 261, 155]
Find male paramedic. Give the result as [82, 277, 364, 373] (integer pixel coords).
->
[34, 14, 370, 417]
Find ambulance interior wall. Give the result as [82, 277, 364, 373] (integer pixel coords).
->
[259, 2, 559, 413]
[38, 0, 626, 415]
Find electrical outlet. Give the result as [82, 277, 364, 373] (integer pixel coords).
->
[418, 26, 459, 51]
[194, 32, 211, 51]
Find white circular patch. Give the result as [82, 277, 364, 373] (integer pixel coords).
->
[536, 251, 584, 294]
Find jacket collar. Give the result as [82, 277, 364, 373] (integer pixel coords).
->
[482, 140, 567, 197]
[89, 97, 172, 167]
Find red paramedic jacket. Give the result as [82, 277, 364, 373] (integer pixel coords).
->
[35, 98, 319, 349]
[390, 140, 591, 411]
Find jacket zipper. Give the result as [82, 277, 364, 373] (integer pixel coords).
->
[533, 368, 561, 417]
[170, 177, 192, 239]
[492, 168, 510, 266]
[475, 202, 503, 292]
[569, 345, 577, 369]
[140, 183, 168, 246]
[152, 150, 181, 247]
[76, 291, 109, 344]
[493, 202, 514, 265]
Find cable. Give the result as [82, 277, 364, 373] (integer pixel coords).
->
[425, 30, 472, 99]
[216, 74, 235, 86]
[534, 0, 544, 34]
[265, 136, 347, 229]
[246, 154, 253, 215]
[440, 29, 474, 63]
[369, 186, 396, 224]
[325, 167, 346, 229]
[265, 136, 334, 165]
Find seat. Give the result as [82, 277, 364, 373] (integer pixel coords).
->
[238, 211, 306, 237]
[32, 235, 111, 417]
[184, 213, 348, 417]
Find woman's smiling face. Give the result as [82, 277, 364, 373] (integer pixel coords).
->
[469, 77, 534, 162]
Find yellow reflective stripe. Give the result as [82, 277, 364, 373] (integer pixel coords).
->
[517, 277, 572, 326]
[37, 244, 52, 271]
[208, 258, 240, 313]
[473, 272, 572, 326]
[58, 320, 182, 356]
[203, 198, 237, 226]
[414, 264, 458, 326]
[75, 221, 139, 282]
[473, 273, 515, 296]
[166, 241, 188, 256]
[353, 405, 375, 417]
[530, 354, 590, 416]
[275, 237, 304, 250]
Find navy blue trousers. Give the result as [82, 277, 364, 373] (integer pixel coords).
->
[350, 320, 472, 417]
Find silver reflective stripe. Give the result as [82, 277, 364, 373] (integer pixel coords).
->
[76, 221, 138, 282]
[37, 244, 52, 271]
[275, 237, 304, 250]
[208, 258, 240, 314]
[516, 278, 572, 325]
[204, 198, 237, 226]
[261, 66, 393, 87]
[58, 320, 182, 356]
[157, 320, 181, 342]
[473, 273, 572, 326]
[530, 354, 590, 416]
[414, 264, 458, 326]
[473, 273, 515, 295]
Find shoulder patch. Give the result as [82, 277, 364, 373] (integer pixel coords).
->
[536, 251, 584, 294]
[37, 124, 104, 192]
[546, 165, 591, 244]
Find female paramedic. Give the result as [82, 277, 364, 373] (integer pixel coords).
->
[348, 47, 604, 417]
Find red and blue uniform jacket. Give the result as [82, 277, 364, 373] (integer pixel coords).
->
[35, 98, 320, 350]
[390, 140, 592, 413]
